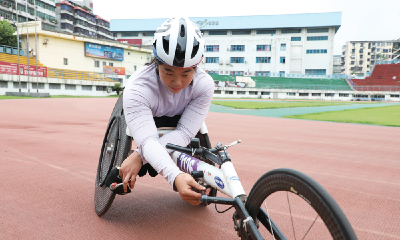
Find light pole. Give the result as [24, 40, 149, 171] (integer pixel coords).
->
[15, 0, 21, 92]
[34, 1, 38, 93]
[25, 0, 30, 93]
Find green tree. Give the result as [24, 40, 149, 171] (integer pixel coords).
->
[81, 6, 91, 12]
[111, 83, 123, 95]
[0, 20, 17, 47]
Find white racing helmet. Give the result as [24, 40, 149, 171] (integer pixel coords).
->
[153, 17, 205, 68]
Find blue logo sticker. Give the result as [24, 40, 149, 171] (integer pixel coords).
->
[214, 176, 224, 189]
[230, 176, 240, 181]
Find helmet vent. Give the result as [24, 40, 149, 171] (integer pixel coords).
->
[162, 35, 170, 55]
[191, 38, 199, 59]
[180, 25, 185, 37]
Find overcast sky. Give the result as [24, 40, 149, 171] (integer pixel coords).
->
[93, 0, 400, 55]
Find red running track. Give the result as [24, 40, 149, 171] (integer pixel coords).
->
[0, 98, 399, 239]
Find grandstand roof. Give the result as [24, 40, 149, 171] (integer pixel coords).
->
[111, 12, 342, 33]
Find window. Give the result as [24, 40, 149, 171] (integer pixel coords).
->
[225, 91, 233, 94]
[261, 92, 270, 95]
[383, 49, 389, 53]
[249, 91, 258, 95]
[299, 93, 309, 96]
[359, 61, 363, 65]
[390, 95, 399, 98]
[256, 30, 276, 35]
[230, 71, 244, 75]
[63, 58, 68, 65]
[352, 43, 356, 47]
[350, 67, 355, 71]
[49, 83, 61, 89]
[325, 93, 334, 97]
[256, 57, 271, 63]
[280, 57, 285, 63]
[256, 71, 270, 76]
[31, 83, 44, 89]
[121, 32, 138, 37]
[232, 30, 251, 35]
[231, 45, 245, 51]
[230, 57, 245, 63]
[257, 45, 271, 51]
[377, 48, 380, 52]
[237, 91, 246, 95]
[65, 84, 76, 90]
[142, 32, 154, 37]
[214, 90, 221, 94]
[339, 94, 349, 97]
[205, 57, 219, 63]
[109, 62, 113, 66]
[307, 28, 329, 33]
[291, 37, 301, 41]
[360, 43, 364, 47]
[305, 69, 326, 75]
[372, 43, 376, 46]
[360, 49, 364, 53]
[96, 86, 106, 91]
[95, 61, 99, 67]
[312, 93, 321, 96]
[360, 55, 363, 59]
[13, 82, 27, 89]
[82, 85, 92, 91]
[280, 44, 286, 51]
[0, 81, 7, 88]
[208, 30, 227, 35]
[205, 45, 219, 52]
[103, 62, 106, 67]
[352, 49, 355, 53]
[306, 49, 327, 54]
[287, 92, 295, 96]
[281, 29, 301, 34]
[377, 43, 381, 46]
[134, 66, 137, 71]
[307, 36, 328, 41]
[351, 61, 355, 65]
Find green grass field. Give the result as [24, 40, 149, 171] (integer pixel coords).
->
[284, 105, 400, 127]
[211, 101, 353, 109]
[0, 95, 119, 100]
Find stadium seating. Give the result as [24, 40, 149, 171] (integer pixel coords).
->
[353, 64, 400, 87]
[0, 52, 115, 82]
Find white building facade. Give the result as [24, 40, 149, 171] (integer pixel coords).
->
[111, 13, 342, 77]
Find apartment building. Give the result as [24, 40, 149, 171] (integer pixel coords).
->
[111, 12, 342, 77]
[55, 0, 115, 40]
[0, 0, 57, 31]
[341, 40, 400, 77]
[333, 55, 341, 75]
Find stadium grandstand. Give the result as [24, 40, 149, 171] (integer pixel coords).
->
[348, 61, 400, 92]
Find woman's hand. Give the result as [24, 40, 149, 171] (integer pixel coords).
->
[174, 173, 211, 205]
[119, 151, 143, 193]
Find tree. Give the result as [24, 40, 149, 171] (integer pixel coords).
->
[0, 20, 17, 47]
[81, 6, 91, 12]
[111, 83, 123, 95]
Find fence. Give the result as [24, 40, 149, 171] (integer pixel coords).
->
[0, 45, 25, 56]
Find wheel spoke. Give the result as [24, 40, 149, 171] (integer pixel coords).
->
[301, 215, 318, 240]
[287, 192, 297, 240]
[264, 200, 276, 240]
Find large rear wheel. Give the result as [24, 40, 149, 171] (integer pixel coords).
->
[242, 168, 357, 240]
[94, 94, 132, 217]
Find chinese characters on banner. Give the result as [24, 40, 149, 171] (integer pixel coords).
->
[0, 61, 47, 77]
[104, 66, 125, 75]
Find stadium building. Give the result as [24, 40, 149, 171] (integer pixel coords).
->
[111, 12, 342, 77]
[0, 21, 151, 96]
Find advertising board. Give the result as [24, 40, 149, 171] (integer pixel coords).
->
[104, 66, 125, 75]
[85, 43, 124, 61]
[0, 61, 47, 77]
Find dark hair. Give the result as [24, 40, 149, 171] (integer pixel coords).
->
[145, 57, 197, 76]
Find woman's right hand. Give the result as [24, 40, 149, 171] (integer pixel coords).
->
[119, 151, 143, 193]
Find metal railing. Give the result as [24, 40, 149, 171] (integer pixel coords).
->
[0, 45, 25, 56]
[47, 68, 116, 82]
[352, 85, 400, 92]
[252, 83, 353, 91]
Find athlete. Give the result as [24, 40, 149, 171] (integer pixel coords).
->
[108, 17, 214, 206]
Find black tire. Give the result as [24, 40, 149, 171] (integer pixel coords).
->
[242, 168, 357, 240]
[94, 94, 132, 217]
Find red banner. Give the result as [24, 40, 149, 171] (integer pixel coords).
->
[0, 61, 47, 77]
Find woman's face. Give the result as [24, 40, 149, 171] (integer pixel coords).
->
[158, 64, 195, 94]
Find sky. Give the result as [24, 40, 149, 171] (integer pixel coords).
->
[93, 0, 400, 55]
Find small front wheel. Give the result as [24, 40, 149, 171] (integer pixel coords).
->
[242, 168, 357, 240]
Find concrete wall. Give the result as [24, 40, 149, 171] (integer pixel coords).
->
[0, 74, 116, 96]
